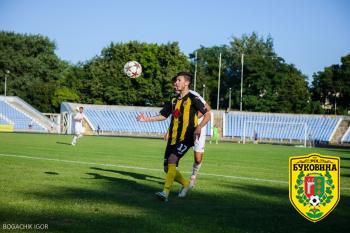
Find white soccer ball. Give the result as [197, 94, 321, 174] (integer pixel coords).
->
[123, 61, 142, 78]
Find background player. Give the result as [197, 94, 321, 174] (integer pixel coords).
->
[71, 106, 85, 146]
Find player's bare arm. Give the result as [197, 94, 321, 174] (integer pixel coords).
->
[194, 111, 211, 139]
[136, 113, 166, 122]
[197, 102, 211, 118]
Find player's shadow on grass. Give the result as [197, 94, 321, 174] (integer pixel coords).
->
[323, 149, 350, 155]
[56, 141, 72, 146]
[85, 172, 141, 187]
[340, 156, 350, 161]
[90, 167, 163, 184]
[44, 171, 59, 175]
[341, 173, 350, 178]
[224, 182, 289, 197]
[13, 170, 350, 233]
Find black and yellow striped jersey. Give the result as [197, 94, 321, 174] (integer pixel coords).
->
[160, 92, 208, 146]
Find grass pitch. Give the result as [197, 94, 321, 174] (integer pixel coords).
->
[0, 133, 349, 233]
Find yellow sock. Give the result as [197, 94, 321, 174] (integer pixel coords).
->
[175, 170, 189, 188]
[163, 164, 176, 195]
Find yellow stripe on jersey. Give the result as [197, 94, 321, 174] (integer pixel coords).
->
[171, 99, 183, 145]
[180, 98, 191, 141]
[194, 114, 198, 127]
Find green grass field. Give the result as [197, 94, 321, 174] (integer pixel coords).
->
[0, 133, 349, 233]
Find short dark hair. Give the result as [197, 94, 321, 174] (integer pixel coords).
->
[175, 71, 193, 84]
[171, 76, 177, 83]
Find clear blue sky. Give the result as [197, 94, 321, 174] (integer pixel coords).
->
[1, 0, 349, 81]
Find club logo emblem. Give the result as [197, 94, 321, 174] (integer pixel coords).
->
[289, 153, 340, 222]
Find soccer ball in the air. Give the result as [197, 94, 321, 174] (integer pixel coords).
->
[123, 61, 142, 78]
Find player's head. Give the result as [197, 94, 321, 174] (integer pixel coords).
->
[79, 106, 84, 113]
[174, 71, 192, 91]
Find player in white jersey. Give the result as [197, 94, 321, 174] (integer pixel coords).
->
[71, 106, 85, 146]
[188, 90, 211, 188]
[168, 76, 212, 188]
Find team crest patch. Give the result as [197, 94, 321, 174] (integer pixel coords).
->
[173, 109, 181, 118]
[289, 153, 340, 222]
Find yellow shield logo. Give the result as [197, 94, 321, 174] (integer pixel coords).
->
[289, 153, 340, 222]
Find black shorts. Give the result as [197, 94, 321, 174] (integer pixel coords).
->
[163, 141, 192, 167]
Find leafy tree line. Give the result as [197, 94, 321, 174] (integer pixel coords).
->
[190, 33, 314, 113]
[0, 31, 349, 115]
[311, 54, 350, 115]
[0, 31, 68, 112]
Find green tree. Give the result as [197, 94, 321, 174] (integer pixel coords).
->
[51, 87, 80, 109]
[82, 41, 190, 106]
[189, 45, 229, 109]
[312, 54, 350, 115]
[0, 31, 67, 112]
[190, 32, 311, 113]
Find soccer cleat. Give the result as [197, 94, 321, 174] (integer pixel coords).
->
[178, 186, 190, 198]
[71, 143, 76, 146]
[189, 175, 196, 189]
[155, 191, 168, 202]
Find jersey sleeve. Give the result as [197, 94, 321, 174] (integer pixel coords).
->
[192, 95, 208, 115]
[160, 101, 172, 118]
[190, 90, 206, 104]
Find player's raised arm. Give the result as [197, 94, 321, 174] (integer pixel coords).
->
[137, 100, 172, 122]
[136, 113, 166, 122]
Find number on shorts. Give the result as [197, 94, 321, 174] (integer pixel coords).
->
[177, 144, 188, 154]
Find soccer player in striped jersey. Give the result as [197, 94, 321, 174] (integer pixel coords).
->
[137, 72, 211, 201]
[167, 76, 212, 189]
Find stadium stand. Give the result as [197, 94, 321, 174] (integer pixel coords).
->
[0, 116, 10, 124]
[0, 100, 44, 131]
[223, 112, 342, 143]
[85, 107, 171, 134]
[2, 96, 348, 146]
[0, 96, 57, 132]
[61, 102, 213, 136]
[341, 127, 350, 143]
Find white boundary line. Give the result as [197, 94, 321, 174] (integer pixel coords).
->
[1, 153, 350, 190]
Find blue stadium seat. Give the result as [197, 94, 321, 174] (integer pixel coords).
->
[83, 106, 213, 136]
[0, 100, 45, 131]
[224, 112, 340, 142]
[341, 127, 350, 143]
